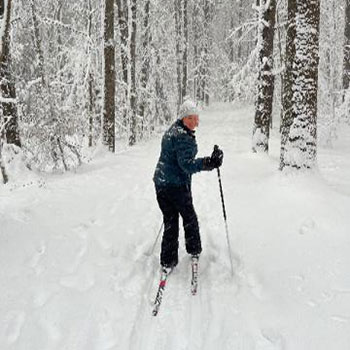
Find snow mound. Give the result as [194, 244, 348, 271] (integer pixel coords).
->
[0, 144, 45, 190]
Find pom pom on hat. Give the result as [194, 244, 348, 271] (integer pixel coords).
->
[178, 98, 199, 119]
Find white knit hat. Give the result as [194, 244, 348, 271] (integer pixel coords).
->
[178, 98, 199, 119]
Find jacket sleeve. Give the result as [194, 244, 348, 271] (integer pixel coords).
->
[174, 133, 204, 174]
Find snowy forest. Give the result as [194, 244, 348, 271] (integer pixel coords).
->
[0, 0, 349, 178]
[1, 0, 350, 349]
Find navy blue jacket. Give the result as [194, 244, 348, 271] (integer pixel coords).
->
[153, 120, 206, 187]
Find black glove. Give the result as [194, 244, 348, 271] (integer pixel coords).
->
[203, 145, 224, 170]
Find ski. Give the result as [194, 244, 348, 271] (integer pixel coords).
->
[152, 267, 172, 316]
[191, 255, 199, 295]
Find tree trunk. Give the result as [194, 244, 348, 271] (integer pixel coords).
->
[0, 138, 8, 183]
[253, 0, 276, 152]
[88, 0, 94, 147]
[182, 0, 188, 99]
[276, 2, 284, 133]
[252, 0, 277, 153]
[139, 0, 151, 137]
[280, 0, 297, 169]
[175, 0, 183, 108]
[281, 0, 321, 169]
[155, 52, 171, 124]
[116, 0, 129, 126]
[193, 2, 200, 102]
[129, 0, 137, 146]
[202, 0, 212, 106]
[343, 0, 350, 92]
[229, 12, 234, 64]
[0, 0, 20, 147]
[203, 0, 209, 105]
[30, 0, 47, 87]
[103, 0, 115, 152]
[229, 0, 243, 65]
[237, 0, 243, 64]
[0, 167, 8, 183]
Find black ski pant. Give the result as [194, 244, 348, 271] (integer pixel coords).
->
[155, 184, 202, 268]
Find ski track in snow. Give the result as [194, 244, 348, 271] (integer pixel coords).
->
[1, 103, 350, 350]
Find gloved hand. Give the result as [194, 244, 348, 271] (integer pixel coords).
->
[203, 145, 224, 170]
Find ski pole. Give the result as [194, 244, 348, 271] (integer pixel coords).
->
[149, 222, 163, 256]
[214, 147, 234, 277]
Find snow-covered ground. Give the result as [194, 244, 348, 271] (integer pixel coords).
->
[1, 104, 350, 350]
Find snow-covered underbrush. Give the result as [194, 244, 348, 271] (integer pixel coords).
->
[0, 143, 44, 190]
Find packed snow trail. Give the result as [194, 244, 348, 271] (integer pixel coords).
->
[1, 104, 350, 350]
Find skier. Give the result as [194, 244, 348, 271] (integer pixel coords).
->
[153, 99, 224, 272]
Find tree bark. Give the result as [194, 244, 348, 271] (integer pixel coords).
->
[30, 0, 47, 87]
[182, 0, 188, 99]
[103, 0, 115, 152]
[175, 0, 183, 108]
[343, 0, 350, 92]
[116, 0, 129, 125]
[155, 52, 171, 124]
[276, 2, 284, 133]
[129, 0, 137, 145]
[0, 0, 20, 147]
[281, 0, 321, 169]
[280, 0, 297, 169]
[0, 139, 8, 183]
[203, 0, 211, 105]
[237, 0, 243, 64]
[193, 2, 200, 102]
[139, 0, 151, 131]
[88, 0, 94, 147]
[252, 0, 277, 153]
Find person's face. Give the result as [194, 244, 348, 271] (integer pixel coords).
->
[183, 114, 199, 131]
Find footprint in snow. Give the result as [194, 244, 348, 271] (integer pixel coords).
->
[49, 235, 88, 274]
[245, 273, 265, 300]
[28, 241, 46, 274]
[299, 218, 316, 235]
[95, 309, 118, 349]
[72, 222, 93, 236]
[4, 311, 26, 345]
[13, 209, 31, 223]
[60, 271, 95, 292]
[94, 234, 112, 252]
[32, 288, 53, 308]
[39, 317, 61, 343]
[331, 315, 350, 324]
[260, 328, 285, 350]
